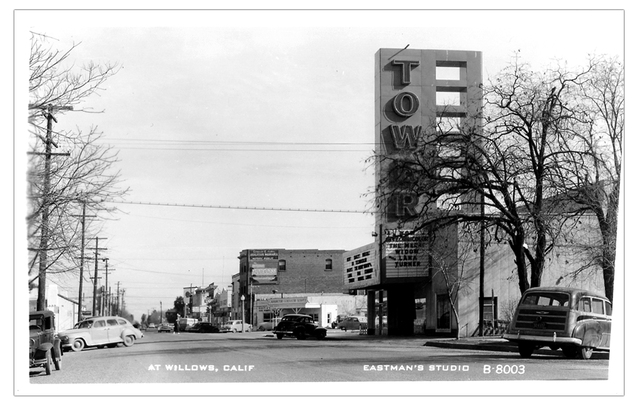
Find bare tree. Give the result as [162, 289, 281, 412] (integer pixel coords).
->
[28, 32, 126, 310]
[427, 223, 479, 339]
[550, 56, 623, 302]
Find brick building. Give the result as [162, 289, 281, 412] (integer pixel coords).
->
[236, 248, 362, 326]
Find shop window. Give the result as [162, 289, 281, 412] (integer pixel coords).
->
[325, 259, 333, 270]
[278, 259, 286, 271]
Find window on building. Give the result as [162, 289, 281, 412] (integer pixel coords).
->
[325, 259, 333, 270]
[278, 259, 286, 271]
[483, 297, 498, 321]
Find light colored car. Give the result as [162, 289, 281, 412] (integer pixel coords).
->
[221, 320, 252, 332]
[256, 318, 279, 331]
[58, 316, 144, 352]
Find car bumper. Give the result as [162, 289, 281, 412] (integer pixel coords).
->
[503, 332, 582, 345]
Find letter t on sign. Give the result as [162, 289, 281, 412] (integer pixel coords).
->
[392, 60, 420, 85]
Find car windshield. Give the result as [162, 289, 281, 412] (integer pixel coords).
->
[77, 320, 93, 329]
[522, 292, 569, 307]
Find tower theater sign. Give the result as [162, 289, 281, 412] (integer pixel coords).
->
[375, 48, 483, 281]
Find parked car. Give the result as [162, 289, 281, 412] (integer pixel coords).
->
[29, 310, 62, 375]
[221, 320, 252, 332]
[273, 314, 327, 340]
[58, 316, 144, 352]
[148, 323, 157, 329]
[503, 286, 612, 359]
[157, 323, 174, 333]
[186, 322, 220, 333]
[331, 314, 347, 329]
[256, 318, 279, 331]
[338, 316, 368, 331]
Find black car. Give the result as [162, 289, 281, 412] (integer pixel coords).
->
[273, 314, 327, 340]
[29, 310, 62, 375]
[187, 322, 220, 333]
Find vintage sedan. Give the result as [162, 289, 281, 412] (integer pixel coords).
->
[29, 310, 62, 375]
[338, 316, 367, 331]
[58, 316, 144, 352]
[503, 287, 612, 359]
[221, 320, 252, 333]
[273, 314, 327, 340]
[186, 322, 220, 333]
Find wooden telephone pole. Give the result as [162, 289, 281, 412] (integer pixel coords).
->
[31, 104, 72, 311]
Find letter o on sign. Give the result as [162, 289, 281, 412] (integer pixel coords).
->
[392, 91, 420, 117]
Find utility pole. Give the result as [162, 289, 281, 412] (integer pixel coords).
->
[91, 236, 107, 316]
[102, 258, 115, 315]
[32, 104, 72, 310]
[72, 200, 96, 324]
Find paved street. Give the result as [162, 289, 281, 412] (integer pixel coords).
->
[25, 329, 610, 393]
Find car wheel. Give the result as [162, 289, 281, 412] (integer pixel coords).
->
[562, 346, 579, 358]
[123, 335, 135, 347]
[276, 333, 284, 339]
[71, 338, 85, 352]
[316, 332, 326, 340]
[44, 349, 52, 375]
[518, 343, 534, 358]
[258, 326, 265, 331]
[580, 347, 594, 360]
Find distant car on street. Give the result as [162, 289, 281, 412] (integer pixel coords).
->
[148, 323, 156, 329]
[157, 323, 174, 333]
[221, 320, 252, 332]
[186, 322, 220, 333]
[256, 318, 279, 331]
[273, 314, 327, 340]
[58, 316, 144, 352]
[338, 316, 367, 331]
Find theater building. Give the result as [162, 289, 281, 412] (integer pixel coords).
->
[344, 48, 605, 337]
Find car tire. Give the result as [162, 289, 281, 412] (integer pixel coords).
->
[232, 329, 238, 333]
[71, 338, 85, 352]
[44, 349, 52, 375]
[258, 326, 265, 331]
[276, 333, 284, 339]
[123, 335, 135, 347]
[518, 343, 534, 358]
[316, 332, 326, 340]
[580, 347, 594, 360]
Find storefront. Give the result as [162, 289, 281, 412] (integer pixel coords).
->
[254, 296, 338, 328]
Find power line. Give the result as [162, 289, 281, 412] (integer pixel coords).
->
[115, 200, 373, 214]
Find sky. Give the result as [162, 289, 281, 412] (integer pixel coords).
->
[14, 8, 626, 323]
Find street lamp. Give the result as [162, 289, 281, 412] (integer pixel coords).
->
[240, 295, 246, 333]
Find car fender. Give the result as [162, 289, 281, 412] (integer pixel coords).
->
[32, 342, 53, 360]
[572, 320, 603, 348]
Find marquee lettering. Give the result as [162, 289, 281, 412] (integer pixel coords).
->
[391, 59, 420, 85]
[389, 125, 422, 149]
[392, 91, 420, 117]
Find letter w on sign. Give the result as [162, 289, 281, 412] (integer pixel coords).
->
[390, 125, 422, 150]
